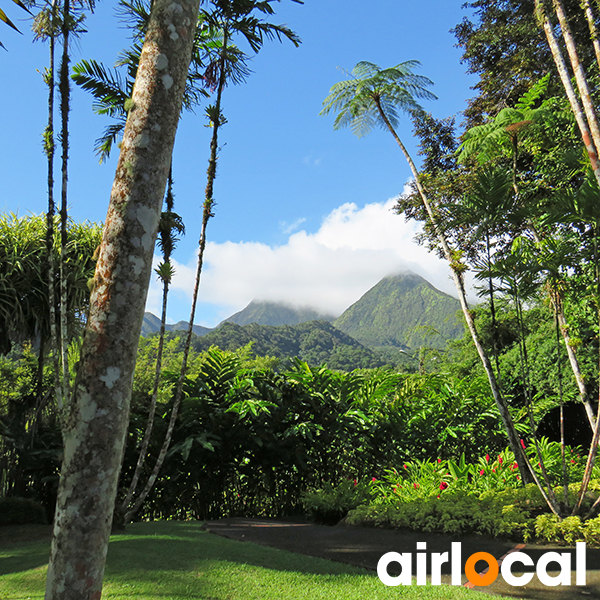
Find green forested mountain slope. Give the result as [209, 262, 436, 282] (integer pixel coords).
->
[334, 272, 463, 349]
[220, 300, 335, 327]
[190, 320, 385, 370]
[142, 312, 212, 337]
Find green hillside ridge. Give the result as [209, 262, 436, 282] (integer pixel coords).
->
[189, 320, 388, 371]
[334, 272, 464, 350]
[221, 300, 335, 327]
[142, 312, 211, 337]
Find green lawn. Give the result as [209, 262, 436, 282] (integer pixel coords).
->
[0, 521, 514, 599]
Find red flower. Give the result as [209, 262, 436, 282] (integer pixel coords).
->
[439, 481, 448, 490]
[437, 458, 442, 463]
[485, 454, 490, 463]
[413, 482, 419, 489]
[520, 439, 526, 449]
[403, 464, 408, 470]
[498, 456, 503, 465]
[479, 469, 484, 476]
[353, 479, 357, 486]
[372, 477, 377, 482]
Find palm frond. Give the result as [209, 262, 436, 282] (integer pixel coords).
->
[95, 122, 126, 163]
[72, 59, 130, 118]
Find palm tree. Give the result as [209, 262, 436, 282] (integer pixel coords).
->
[33, 0, 63, 416]
[320, 60, 533, 484]
[122, 0, 301, 525]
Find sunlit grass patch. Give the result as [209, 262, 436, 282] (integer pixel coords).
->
[0, 521, 513, 600]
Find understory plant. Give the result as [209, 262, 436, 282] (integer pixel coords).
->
[301, 478, 375, 525]
[315, 446, 600, 543]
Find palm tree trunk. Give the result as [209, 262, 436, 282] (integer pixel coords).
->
[58, 0, 71, 407]
[44, 18, 62, 417]
[552, 0, 600, 155]
[551, 287, 596, 428]
[373, 98, 533, 484]
[122, 27, 230, 525]
[536, 0, 600, 184]
[44, 0, 200, 594]
[580, 0, 600, 69]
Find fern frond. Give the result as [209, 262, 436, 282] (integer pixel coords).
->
[515, 74, 550, 112]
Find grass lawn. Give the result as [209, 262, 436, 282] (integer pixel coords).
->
[0, 521, 516, 599]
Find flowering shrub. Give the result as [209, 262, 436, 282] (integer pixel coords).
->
[346, 482, 600, 545]
[367, 441, 587, 506]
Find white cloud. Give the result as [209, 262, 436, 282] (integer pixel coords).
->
[149, 191, 475, 326]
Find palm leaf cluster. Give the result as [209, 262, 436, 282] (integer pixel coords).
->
[320, 61, 436, 138]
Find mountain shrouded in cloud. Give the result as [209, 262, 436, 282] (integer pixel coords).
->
[146, 194, 474, 327]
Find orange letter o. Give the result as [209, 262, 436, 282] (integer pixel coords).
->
[465, 552, 499, 587]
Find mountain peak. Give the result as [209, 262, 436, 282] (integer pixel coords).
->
[334, 272, 463, 349]
[219, 300, 335, 327]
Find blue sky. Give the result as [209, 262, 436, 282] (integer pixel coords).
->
[1, 0, 478, 327]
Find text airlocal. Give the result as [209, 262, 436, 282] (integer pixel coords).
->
[377, 542, 586, 587]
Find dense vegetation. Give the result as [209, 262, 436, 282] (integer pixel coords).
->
[6, 3, 600, 597]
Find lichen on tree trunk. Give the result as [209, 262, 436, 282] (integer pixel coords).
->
[44, 0, 200, 598]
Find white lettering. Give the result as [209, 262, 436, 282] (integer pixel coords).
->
[501, 552, 534, 586]
[377, 552, 412, 586]
[536, 552, 571, 586]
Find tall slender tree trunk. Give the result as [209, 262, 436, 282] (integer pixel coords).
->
[44, 14, 62, 417]
[58, 0, 71, 405]
[551, 288, 596, 428]
[580, 0, 600, 68]
[44, 0, 199, 596]
[536, 0, 600, 183]
[552, 0, 600, 154]
[122, 29, 229, 525]
[373, 98, 533, 484]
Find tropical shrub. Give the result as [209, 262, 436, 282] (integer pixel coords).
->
[301, 478, 375, 525]
[0, 497, 47, 526]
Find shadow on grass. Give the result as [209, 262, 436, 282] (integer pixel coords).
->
[0, 526, 53, 576]
[105, 521, 365, 577]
